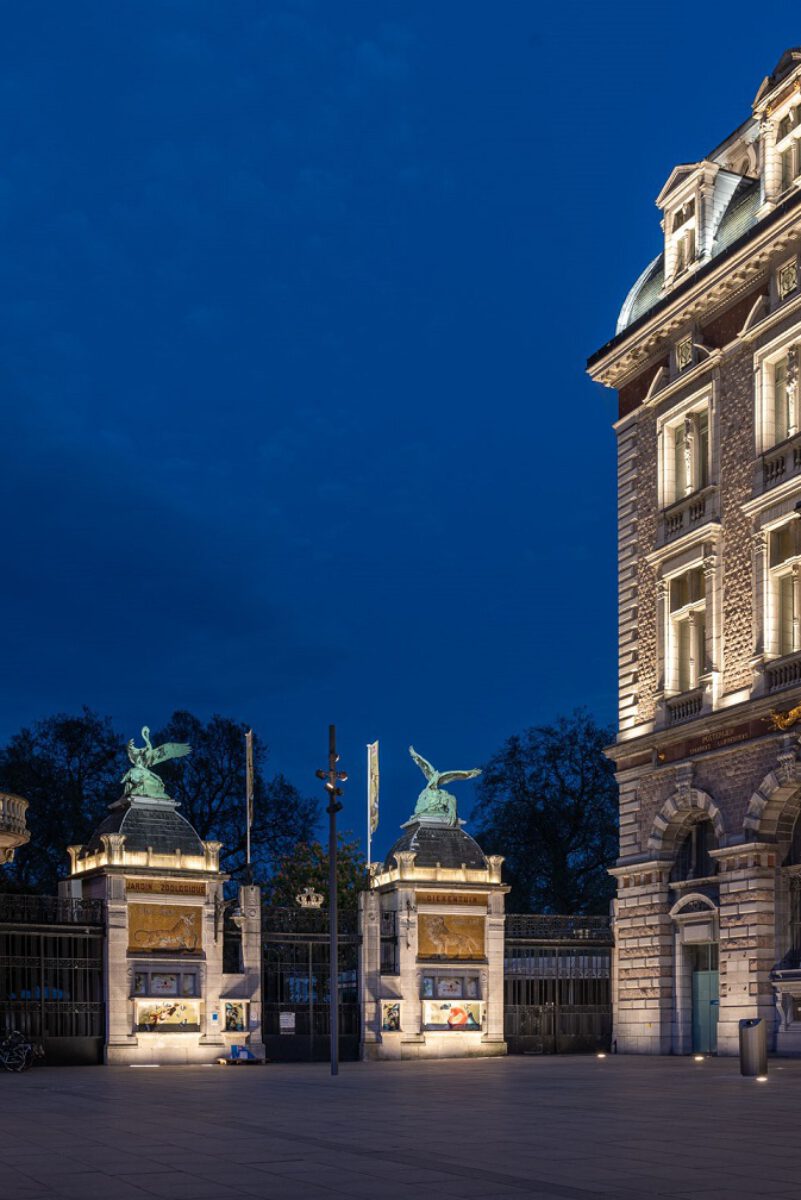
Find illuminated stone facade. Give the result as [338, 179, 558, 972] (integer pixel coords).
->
[589, 49, 801, 1055]
[360, 817, 508, 1059]
[62, 792, 263, 1065]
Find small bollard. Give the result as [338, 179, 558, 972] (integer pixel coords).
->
[739, 1017, 767, 1077]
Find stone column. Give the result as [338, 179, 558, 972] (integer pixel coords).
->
[238, 883, 264, 1057]
[200, 880, 224, 1046]
[483, 888, 506, 1049]
[714, 843, 778, 1054]
[359, 888, 381, 1056]
[105, 875, 137, 1060]
[610, 862, 673, 1053]
[397, 886, 423, 1049]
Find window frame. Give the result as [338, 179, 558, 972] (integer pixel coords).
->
[666, 563, 707, 695]
[659, 391, 712, 510]
[767, 517, 801, 659]
[756, 331, 801, 454]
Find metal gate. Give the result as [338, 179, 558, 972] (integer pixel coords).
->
[262, 907, 360, 1062]
[0, 894, 106, 1065]
[505, 914, 612, 1054]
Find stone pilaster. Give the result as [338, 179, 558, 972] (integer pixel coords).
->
[104, 874, 137, 1057]
[358, 889, 381, 1053]
[484, 890, 506, 1047]
[714, 842, 778, 1054]
[610, 862, 673, 1052]
[238, 884, 264, 1057]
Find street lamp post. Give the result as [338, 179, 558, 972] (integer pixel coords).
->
[316, 724, 346, 1077]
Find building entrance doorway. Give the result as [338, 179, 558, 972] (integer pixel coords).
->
[690, 942, 718, 1054]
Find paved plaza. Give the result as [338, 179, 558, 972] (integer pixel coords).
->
[0, 1054, 799, 1200]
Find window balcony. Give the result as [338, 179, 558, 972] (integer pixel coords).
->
[0, 792, 30, 864]
[665, 689, 704, 726]
[659, 486, 716, 546]
[765, 650, 801, 694]
[760, 431, 801, 492]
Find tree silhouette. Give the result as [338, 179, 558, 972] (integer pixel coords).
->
[473, 710, 617, 914]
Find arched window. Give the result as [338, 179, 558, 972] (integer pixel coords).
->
[783, 814, 801, 967]
[670, 819, 718, 882]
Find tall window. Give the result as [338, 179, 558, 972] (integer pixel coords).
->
[770, 521, 801, 657]
[670, 819, 717, 882]
[668, 408, 709, 503]
[670, 566, 705, 692]
[763, 346, 798, 449]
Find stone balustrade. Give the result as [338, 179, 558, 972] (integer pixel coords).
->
[761, 431, 801, 492]
[665, 689, 704, 725]
[765, 649, 801, 694]
[0, 791, 30, 863]
[659, 485, 717, 545]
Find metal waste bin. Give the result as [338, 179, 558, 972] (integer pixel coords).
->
[739, 1018, 767, 1077]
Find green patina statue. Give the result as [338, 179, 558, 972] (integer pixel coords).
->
[408, 746, 481, 826]
[121, 726, 191, 801]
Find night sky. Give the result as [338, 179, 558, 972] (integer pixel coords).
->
[2, 4, 797, 857]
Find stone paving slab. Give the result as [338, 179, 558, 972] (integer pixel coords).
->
[0, 1055, 800, 1199]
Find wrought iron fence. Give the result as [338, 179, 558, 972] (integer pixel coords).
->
[0, 894, 105, 927]
[262, 906, 361, 1061]
[505, 913, 612, 943]
[504, 921, 612, 1054]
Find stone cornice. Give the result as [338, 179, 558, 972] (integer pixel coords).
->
[606, 689, 799, 766]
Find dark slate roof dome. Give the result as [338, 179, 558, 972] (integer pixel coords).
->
[84, 800, 205, 857]
[384, 821, 488, 871]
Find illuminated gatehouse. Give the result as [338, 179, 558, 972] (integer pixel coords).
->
[63, 787, 263, 1065]
[360, 817, 508, 1059]
[588, 49, 801, 1055]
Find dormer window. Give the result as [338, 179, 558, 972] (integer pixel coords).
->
[669, 199, 697, 278]
[674, 229, 696, 275]
[672, 199, 696, 231]
[775, 105, 801, 193]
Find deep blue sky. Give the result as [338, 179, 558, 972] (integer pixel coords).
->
[2, 4, 797, 856]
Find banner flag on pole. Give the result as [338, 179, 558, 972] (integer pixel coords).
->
[245, 729, 254, 831]
[367, 741, 380, 835]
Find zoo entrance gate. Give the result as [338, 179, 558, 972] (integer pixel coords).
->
[261, 908, 612, 1061]
[0, 900, 611, 1064]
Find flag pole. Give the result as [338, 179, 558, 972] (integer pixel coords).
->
[366, 743, 371, 872]
[245, 728, 254, 884]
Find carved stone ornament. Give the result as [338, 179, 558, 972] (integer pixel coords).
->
[676, 336, 694, 372]
[778, 261, 798, 301]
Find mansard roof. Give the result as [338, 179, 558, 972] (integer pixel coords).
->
[615, 177, 760, 334]
[754, 48, 801, 106]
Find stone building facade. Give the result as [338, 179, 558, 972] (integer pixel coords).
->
[588, 49, 801, 1055]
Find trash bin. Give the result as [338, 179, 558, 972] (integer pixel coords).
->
[739, 1018, 767, 1077]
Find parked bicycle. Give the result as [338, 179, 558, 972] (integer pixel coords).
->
[0, 1030, 35, 1072]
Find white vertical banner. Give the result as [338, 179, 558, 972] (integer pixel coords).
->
[245, 728, 254, 868]
[367, 740, 379, 868]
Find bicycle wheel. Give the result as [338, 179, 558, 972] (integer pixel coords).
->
[5, 1045, 28, 1072]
